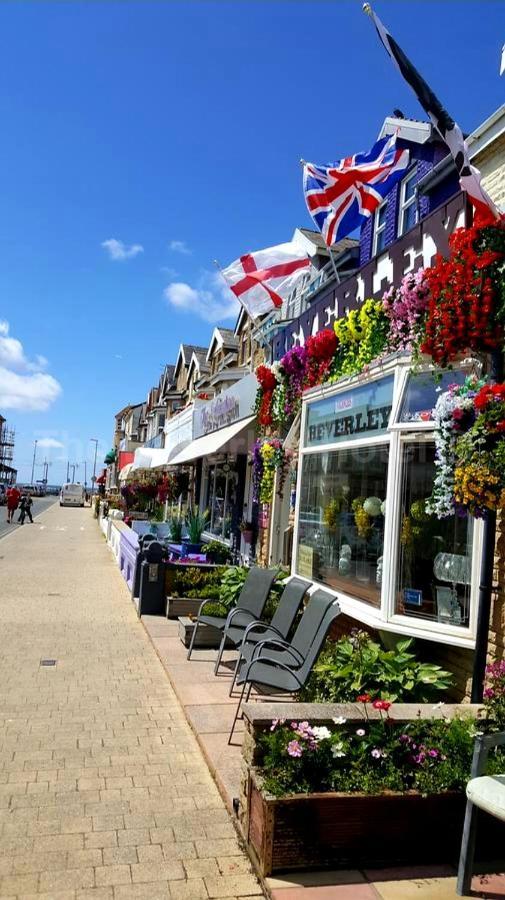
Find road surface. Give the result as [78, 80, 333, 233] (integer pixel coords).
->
[0, 495, 59, 540]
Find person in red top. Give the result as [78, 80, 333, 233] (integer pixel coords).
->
[6, 485, 21, 523]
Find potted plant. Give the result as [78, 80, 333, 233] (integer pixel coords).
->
[168, 516, 183, 543]
[240, 519, 254, 544]
[243, 700, 505, 875]
[182, 506, 209, 555]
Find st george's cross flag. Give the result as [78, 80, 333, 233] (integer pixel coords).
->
[221, 241, 312, 319]
[364, 3, 501, 221]
[303, 133, 409, 246]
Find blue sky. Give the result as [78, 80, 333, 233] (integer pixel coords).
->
[1, 0, 503, 484]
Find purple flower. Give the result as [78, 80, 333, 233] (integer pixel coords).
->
[287, 740, 303, 758]
[399, 734, 410, 744]
[484, 688, 495, 699]
[428, 749, 439, 759]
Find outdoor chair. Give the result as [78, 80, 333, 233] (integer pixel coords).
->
[227, 576, 310, 694]
[228, 590, 340, 742]
[456, 730, 505, 896]
[186, 566, 277, 662]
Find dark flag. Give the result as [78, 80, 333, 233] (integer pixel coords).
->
[364, 3, 501, 221]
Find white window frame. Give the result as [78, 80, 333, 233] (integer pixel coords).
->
[372, 200, 387, 256]
[293, 359, 483, 648]
[398, 166, 418, 236]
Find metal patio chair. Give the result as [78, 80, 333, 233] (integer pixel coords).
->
[456, 730, 505, 896]
[186, 565, 277, 663]
[227, 576, 310, 695]
[228, 591, 340, 742]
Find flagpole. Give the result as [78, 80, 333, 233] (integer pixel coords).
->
[300, 158, 340, 286]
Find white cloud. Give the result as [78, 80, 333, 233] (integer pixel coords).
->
[35, 437, 64, 448]
[163, 270, 240, 323]
[0, 322, 62, 412]
[101, 238, 144, 261]
[169, 240, 191, 255]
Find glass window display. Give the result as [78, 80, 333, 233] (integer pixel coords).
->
[296, 446, 389, 606]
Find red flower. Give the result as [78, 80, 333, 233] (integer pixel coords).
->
[372, 699, 392, 711]
[356, 693, 372, 703]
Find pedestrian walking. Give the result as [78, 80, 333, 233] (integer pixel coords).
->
[6, 485, 21, 523]
[18, 493, 34, 524]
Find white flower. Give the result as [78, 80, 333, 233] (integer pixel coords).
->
[311, 726, 331, 742]
[332, 716, 347, 726]
[331, 742, 346, 758]
[356, 728, 366, 737]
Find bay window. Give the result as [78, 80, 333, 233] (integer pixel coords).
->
[294, 361, 482, 647]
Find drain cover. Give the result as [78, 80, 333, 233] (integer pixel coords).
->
[40, 659, 57, 667]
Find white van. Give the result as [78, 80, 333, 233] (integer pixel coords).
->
[60, 483, 85, 507]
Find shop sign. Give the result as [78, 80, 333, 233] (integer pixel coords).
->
[297, 544, 318, 578]
[305, 375, 394, 447]
[195, 373, 258, 438]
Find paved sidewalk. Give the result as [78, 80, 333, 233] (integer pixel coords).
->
[0, 505, 263, 899]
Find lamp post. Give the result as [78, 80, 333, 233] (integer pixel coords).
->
[83, 461, 87, 489]
[30, 440, 38, 486]
[90, 439, 98, 496]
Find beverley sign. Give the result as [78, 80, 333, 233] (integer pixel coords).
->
[305, 375, 394, 447]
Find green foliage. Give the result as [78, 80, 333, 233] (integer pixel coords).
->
[165, 565, 225, 600]
[301, 631, 453, 704]
[185, 506, 209, 543]
[201, 540, 233, 564]
[168, 516, 183, 542]
[258, 715, 504, 799]
[219, 566, 249, 610]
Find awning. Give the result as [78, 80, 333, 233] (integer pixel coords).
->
[131, 448, 171, 471]
[169, 415, 255, 465]
[119, 463, 133, 481]
[150, 439, 192, 470]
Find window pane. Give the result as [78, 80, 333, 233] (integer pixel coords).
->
[399, 370, 467, 423]
[296, 446, 389, 607]
[402, 201, 417, 233]
[204, 465, 236, 540]
[305, 375, 394, 447]
[375, 227, 387, 254]
[403, 171, 417, 202]
[377, 204, 387, 227]
[396, 443, 473, 627]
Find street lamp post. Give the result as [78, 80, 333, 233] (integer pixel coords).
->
[90, 439, 98, 496]
[83, 461, 87, 489]
[30, 440, 38, 486]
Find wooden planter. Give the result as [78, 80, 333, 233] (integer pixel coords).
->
[178, 616, 233, 649]
[246, 770, 504, 876]
[166, 596, 209, 619]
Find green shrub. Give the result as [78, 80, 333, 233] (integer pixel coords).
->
[165, 565, 225, 599]
[185, 506, 209, 543]
[301, 630, 453, 704]
[202, 540, 232, 564]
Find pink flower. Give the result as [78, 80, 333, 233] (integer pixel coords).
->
[371, 748, 383, 759]
[372, 699, 392, 711]
[287, 740, 303, 758]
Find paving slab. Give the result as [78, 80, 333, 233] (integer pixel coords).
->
[0, 505, 263, 898]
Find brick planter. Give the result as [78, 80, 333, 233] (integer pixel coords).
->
[240, 702, 504, 876]
[247, 769, 505, 876]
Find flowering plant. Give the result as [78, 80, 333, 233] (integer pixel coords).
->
[251, 438, 290, 504]
[420, 222, 504, 366]
[257, 711, 503, 798]
[332, 299, 389, 379]
[382, 268, 430, 353]
[255, 364, 279, 428]
[483, 660, 505, 731]
[304, 329, 338, 388]
[427, 376, 505, 518]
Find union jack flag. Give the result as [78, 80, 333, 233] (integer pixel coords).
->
[303, 133, 409, 246]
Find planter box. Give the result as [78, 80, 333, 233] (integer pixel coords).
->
[166, 596, 211, 619]
[178, 616, 233, 649]
[246, 770, 504, 876]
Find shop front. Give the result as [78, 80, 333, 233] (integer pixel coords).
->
[293, 356, 482, 649]
[169, 373, 258, 552]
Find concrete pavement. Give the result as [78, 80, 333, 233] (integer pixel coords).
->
[0, 503, 263, 899]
